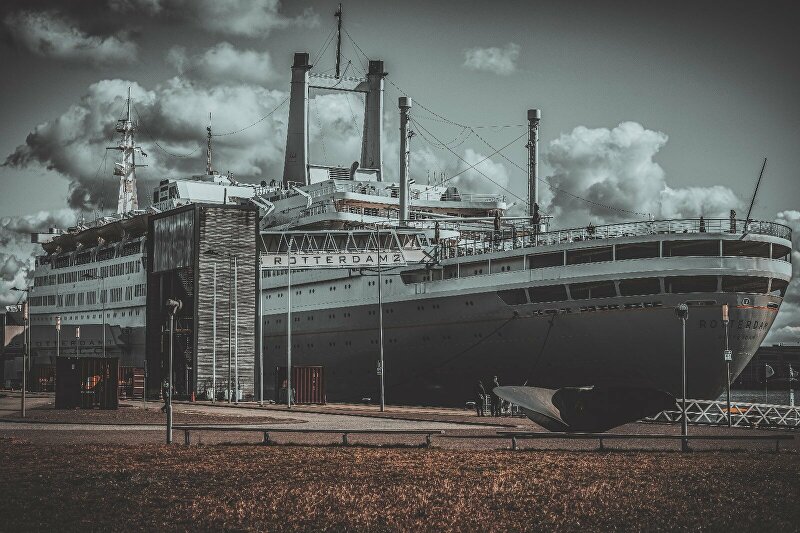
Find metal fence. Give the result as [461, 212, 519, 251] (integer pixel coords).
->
[648, 399, 800, 429]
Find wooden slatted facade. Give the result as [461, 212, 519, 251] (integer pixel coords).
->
[146, 203, 258, 400]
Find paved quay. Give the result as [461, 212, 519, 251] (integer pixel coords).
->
[0, 392, 796, 451]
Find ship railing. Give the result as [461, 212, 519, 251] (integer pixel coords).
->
[311, 181, 505, 203]
[647, 398, 800, 429]
[437, 218, 792, 259]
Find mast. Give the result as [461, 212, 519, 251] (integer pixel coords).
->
[206, 112, 213, 175]
[109, 87, 146, 214]
[335, 3, 342, 78]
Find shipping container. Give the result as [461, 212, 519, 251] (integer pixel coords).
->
[31, 364, 55, 392]
[56, 357, 119, 409]
[275, 366, 325, 404]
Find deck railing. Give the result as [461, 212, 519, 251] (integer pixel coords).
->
[438, 218, 792, 259]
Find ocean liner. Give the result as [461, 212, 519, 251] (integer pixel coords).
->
[18, 21, 793, 411]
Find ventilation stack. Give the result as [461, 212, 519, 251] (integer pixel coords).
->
[282, 53, 312, 187]
[527, 108, 541, 218]
[399, 97, 412, 224]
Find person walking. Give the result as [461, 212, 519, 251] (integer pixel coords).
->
[491, 375, 501, 416]
[160, 377, 170, 413]
[474, 380, 486, 416]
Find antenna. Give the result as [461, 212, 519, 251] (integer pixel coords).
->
[740, 157, 767, 240]
[335, 3, 342, 78]
[206, 112, 213, 175]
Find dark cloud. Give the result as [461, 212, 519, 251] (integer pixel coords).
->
[3, 9, 137, 64]
[108, 0, 319, 37]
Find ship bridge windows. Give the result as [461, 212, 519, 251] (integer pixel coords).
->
[569, 280, 617, 300]
[528, 252, 564, 269]
[721, 276, 769, 294]
[771, 243, 791, 261]
[566, 246, 613, 265]
[663, 240, 720, 257]
[769, 278, 790, 297]
[722, 240, 771, 259]
[619, 277, 662, 296]
[528, 284, 568, 303]
[665, 276, 718, 293]
[615, 242, 660, 260]
[497, 289, 528, 305]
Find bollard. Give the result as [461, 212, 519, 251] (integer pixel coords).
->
[263, 432, 270, 445]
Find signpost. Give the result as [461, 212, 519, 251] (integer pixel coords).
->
[722, 304, 732, 427]
[55, 315, 61, 359]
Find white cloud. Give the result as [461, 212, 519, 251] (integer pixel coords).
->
[463, 43, 520, 76]
[4, 77, 288, 209]
[544, 121, 742, 227]
[167, 42, 276, 86]
[3, 10, 137, 64]
[765, 210, 800, 344]
[109, 0, 319, 37]
[0, 209, 77, 305]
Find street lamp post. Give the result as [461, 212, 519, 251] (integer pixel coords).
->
[286, 238, 293, 409]
[82, 273, 106, 358]
[11, 287, 29, 418]
[722, 304, 732, 427]
[56, 315, 61, 359]
[675, 303, 689, 452]
[165, 299, 182, 444]
[377, 226, 386, 412]
[212, 262, 216, 402]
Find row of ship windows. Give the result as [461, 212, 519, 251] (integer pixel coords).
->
[497, 276, 789, 305]
[28, 284, 146, 307]
[408, 239, 793, 284]
[34, 260, 142, 287]
[263, 280, 389, 299]
[28, 308, 143, 322]
[39, 240, 143, 270]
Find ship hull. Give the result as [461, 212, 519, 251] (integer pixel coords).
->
[263, 291, 778, 407]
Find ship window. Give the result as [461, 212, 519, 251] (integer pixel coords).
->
[528, 285, 568, 303]
[153, 190, 159, 204]
[722, 240, 771, 259]
[770, 279, 789, 297]
[569, 281, 617, 300]
[615, 242, 660, 260]
[665, 276, 718, 293]
[619, 277, 661, 296]
[663, 240, 720, 257]
[721, 276, 769, 294]
[566, 246, 613, 265]
[771, 243, 791, 261]
[529, 252, 563, 269]
[497, 289, 528, 305]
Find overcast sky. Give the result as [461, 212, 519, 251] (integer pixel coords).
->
[0, 0, 798, 342]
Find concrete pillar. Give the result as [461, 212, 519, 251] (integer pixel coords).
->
[282, 53, 312, 187]
[361, 60, 387, 179]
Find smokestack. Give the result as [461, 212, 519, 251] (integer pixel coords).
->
[527, 108, 541, 217]
[399, 97, 412, 225]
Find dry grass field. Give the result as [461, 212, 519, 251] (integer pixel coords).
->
[1, 438, 798, 532]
